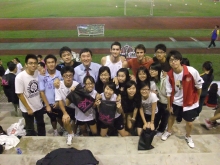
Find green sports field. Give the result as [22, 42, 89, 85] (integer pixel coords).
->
[0, 0, 219, 18]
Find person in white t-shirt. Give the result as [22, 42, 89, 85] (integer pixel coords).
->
[161, 50, 204, 148]
[15, 54, 45, 136]
[137, 81, 159, 136]
[13, 58, 23, 75]
[66, 76, 100, 136]
[55, 66, 78, 145]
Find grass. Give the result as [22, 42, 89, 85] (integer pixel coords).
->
[0, 0, 219, 18]
[0, 29, 211, 38]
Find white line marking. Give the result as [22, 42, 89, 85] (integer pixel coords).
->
[190, 37, 198, 42]
[169, 37, 176, 42]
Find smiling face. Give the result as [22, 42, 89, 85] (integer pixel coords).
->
[155, 49, 166, 62]
[62, 71, 73, 86]
[100, 70, 110, 84]
[127, 85, 136, 97]
[136, 49, 145, 61]
[110, 45, 121, 58]
[84, 78, 95, 93]
[149, 68, 158, 78]
[61, 51, 72, 64]
[138, 70, 147, 82]
[80, 51, 92, 67]
[117, 72, 126, 83]
[104, 85, 114, 99]
[140, 85, 150, 98]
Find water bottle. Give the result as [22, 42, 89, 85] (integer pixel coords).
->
[16, 148, 22, 154]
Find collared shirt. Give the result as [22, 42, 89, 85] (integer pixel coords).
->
[74, 62, 101, 86]
[38, 69, 62, 104]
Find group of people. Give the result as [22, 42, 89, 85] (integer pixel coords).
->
[0, 41, 219, 149]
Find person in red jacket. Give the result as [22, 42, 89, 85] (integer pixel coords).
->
[161, 50, 203, 148]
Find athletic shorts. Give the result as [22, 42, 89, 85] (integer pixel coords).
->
[76, 119, 96, 126]
[172, 104, 198, 122]
[56, 106, 75, 120]
[100, 115, 124, 131]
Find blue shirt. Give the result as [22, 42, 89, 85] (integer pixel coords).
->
[38, 70, 62, 104]
[74, 62, 101, 86]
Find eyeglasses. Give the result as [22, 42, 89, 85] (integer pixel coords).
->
[169, 59, 179, 63]
[63, 74, 73, 78]
[27, 62, 38, 65]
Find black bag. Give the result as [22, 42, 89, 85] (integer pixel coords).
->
[36, 147, 99, 165]
[66, 84, 95, 113]
[1, 74, 9, 86]
[138, 128, 157, 150]
[99, 100, 116, 125]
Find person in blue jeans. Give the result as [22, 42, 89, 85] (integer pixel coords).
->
[207, 25, 219, 49]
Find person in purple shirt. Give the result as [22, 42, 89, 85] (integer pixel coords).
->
[39, 54, 63, 136]
[74, 48, 101, 86]
[207, 25, 219, 49]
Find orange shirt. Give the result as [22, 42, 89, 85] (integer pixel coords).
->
[127, 56, 153, 76]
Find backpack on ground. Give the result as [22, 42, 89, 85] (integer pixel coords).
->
[36, 147, 99, 165]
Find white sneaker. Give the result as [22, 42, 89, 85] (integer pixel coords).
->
[66, 134, 74, 146]
[53, 130, 58, 136]
[156, 131, 163, 137]
[185, 136, 194, 148]
[161, 131, 171, 141]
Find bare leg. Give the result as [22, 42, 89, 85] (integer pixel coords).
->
[100, 128, 108, 137]
[118, 129, 130, 137]
[137, 128, 143, 136]
[167, 115, 176, 133]
[89, 124, 98, 135]
[186, 121, 193, 137]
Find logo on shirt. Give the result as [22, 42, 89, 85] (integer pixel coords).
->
[186, 77, 192, 82]
[27, 80, 39, 98]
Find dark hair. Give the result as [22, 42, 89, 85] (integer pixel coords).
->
[208, 83, 218, 98]
[83, 75, 95, 84]
[95, 66, 111, 93]
[61, 66, 74, 76]
[135, 44, 146, 53]
[202, 61, 213, 80]
[181, 58, 190, 66]
[44, 54, 57, 63]
[216, 25, 219, 28]
[59, 46, 71, 57]
[149, 62, 162, 82]
[124, 80, 137, 97]
[103, 81, 116, 93]
[155, 44, 166, 53]
[139, 81, 151, 91]
[25, 54, 38, 64]
[38, 62, 45, 68]
[37, 54, 42, 59]
[117, 68, 130, 84]
[79, 48, 92, 57]
[166, 50, 182, 63]
[136, 66, 151, 89]
[111, 41, 121, 49]
[14, 58, 20, 63]
[8, 62, 16, 71]
[7, 61, 14, 67]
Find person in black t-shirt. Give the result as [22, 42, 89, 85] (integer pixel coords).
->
[56, 46, 81, 72]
